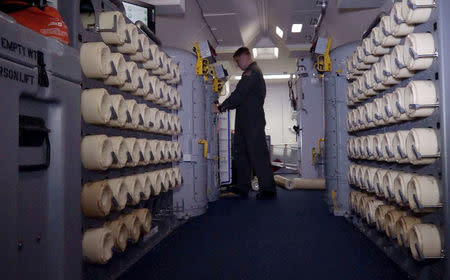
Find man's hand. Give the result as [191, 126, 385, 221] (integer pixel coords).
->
[213, 103, 220, 114]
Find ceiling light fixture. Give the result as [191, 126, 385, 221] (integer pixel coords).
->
[291, 24, 303, 33]
[252, 47, 279, 60]
[275, 26, 284, 38]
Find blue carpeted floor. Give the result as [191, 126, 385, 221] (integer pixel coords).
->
[120, 188, 410, 280]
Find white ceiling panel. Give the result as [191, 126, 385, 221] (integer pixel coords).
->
[204, 14, 243, 45]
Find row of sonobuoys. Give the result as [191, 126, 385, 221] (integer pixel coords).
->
[81, 135, 182, 170]
[347, 33, 437, 106]
[346, 81, 438, 131]
[346, 1, 436, 81]
[81, 11, 180, 84]
[348, 165, 441, 212]
[81, 89, 181, 134]
[347, 128, 439, 165]
[81, 168, 182, 218]
[82, 208, 152, 264]
[80, 44, 181, 110]
[349, 191, 442, 261]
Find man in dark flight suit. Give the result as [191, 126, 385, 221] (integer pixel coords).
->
[216, 47, 277, 199]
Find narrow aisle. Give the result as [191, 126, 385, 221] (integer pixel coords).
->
[120, 189, 409, 280]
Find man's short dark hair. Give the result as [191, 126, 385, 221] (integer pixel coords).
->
[233, 47, 251, 58]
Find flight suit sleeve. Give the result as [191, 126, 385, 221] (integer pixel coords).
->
[218, 69, 255, 112]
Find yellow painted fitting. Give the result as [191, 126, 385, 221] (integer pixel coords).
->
[318, 138, 325, 156]
[198, 140, 208, 158]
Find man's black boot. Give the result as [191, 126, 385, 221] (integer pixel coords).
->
[228, 186, 249, 198]
[256, 190, 277, 200]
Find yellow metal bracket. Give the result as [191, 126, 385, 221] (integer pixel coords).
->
[318, 138, 325, 156]
[194, 42, 210, 81]
[316, 38, 332, 73]
[198, 140, 208, 158]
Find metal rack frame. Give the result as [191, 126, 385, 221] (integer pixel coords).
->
[76, 0, 182, 278]
[327, 1, 449, 278]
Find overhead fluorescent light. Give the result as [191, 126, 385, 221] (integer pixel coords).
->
[275, 26, 284, 38]
[252, 47, 279, 60]
[234, 74, 291, 80]
[291, 24, 303, 33]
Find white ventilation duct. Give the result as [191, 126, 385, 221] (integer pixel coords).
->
[81, 88, 112, 125]
[82, 228, 114, 264]
[81, 135, 113, 170]
[99, 11, 127, 45]
[103, 219, 128, 253]
[406, 128, 439, 165]
[80, 42, 112, 79]
[81, 181, 113, 217]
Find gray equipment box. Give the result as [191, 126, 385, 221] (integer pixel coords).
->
[0, 12, 82, 280]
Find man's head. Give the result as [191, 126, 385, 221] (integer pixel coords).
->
[233, 47, 253, 71]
